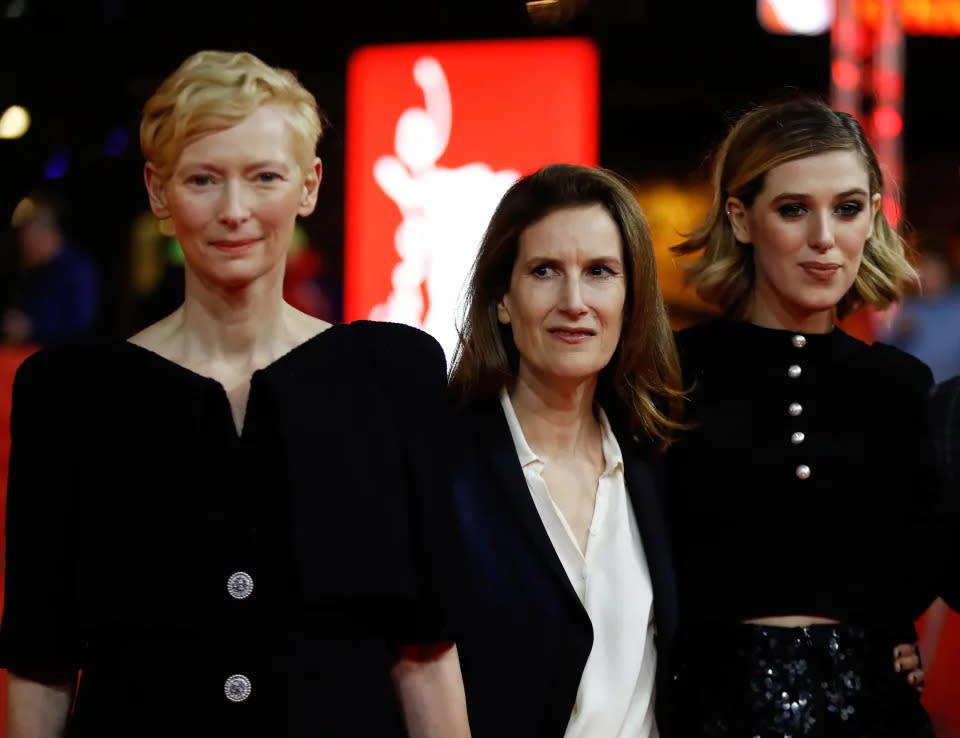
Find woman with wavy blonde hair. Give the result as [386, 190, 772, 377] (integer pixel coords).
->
[0, 50, 470, 738]
[666, 96, 937, 737]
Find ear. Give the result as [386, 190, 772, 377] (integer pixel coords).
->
[496, 295, 511, 325]
[298, 158, 322, 217]
[725, 196, 751, 244]
[867, 192, 883, 239]
[144, 163, 171, 220]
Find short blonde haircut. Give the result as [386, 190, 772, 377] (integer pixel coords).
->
[140, 50, 323, 179]
[672, 96, 916, 319]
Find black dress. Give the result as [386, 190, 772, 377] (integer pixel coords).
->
[0, 321, 460, 737]
[666, 319, 942, 738]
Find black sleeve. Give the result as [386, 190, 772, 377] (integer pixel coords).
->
[0, 350, 81, 680]
[875, 345, 946, 618]
[930, 377, 960, 611]
[360, 322, 463, 645]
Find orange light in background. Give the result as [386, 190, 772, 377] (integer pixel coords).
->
[633, 180, 714, 322]
[856, 0, 960, 34]
[344, 38, 599, 362]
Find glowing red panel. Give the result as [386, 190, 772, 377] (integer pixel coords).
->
[344, 38, 599, 361]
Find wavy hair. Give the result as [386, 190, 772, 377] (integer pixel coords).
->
[672, 95, 916, 319]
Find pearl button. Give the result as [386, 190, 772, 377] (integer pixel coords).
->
[227, 571, 254, 600]
[796, 464, 811, 480]
[224, 674, 252, 702]
[792, 334, 807, 348]
[788, 402, 803, 417]
[791, 431, 805, 445]
[787, 364, 802, 379]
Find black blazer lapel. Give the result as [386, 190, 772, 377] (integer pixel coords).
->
[477, 398, 589, 616]
[620, 440, 678, 648]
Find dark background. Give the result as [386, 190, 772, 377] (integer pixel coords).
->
[1, 0, 959, 334]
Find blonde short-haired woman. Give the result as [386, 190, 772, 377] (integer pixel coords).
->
[0, 50, 470, 738]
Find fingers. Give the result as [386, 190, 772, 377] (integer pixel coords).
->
[893, 642, 921, 673]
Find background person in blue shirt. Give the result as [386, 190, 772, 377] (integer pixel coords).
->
[3, 192, 99, 346]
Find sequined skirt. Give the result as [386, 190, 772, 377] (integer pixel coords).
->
[674, 623, 932, 738]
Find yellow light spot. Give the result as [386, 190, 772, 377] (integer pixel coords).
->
[0, 105, 30, 139]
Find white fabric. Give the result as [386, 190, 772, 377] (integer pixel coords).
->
[500, 391, 659, 738]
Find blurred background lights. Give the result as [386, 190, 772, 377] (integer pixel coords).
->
[4, 0, 26, 18]
[104, 125, 129, 157]
[758, 0, 834, 35]
[0, 105, 31, 139]
[44, 148, 69, 180]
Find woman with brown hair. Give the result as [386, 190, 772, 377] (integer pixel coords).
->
[667, 95, 939, 737]
[449, 163, 684, 738]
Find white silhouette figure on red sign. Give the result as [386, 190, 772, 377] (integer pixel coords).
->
[369, 56, 520, 361]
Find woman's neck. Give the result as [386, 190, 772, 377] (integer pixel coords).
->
[139, 265, 326, 379]
[747, 290, 835, 334]
[508, 372, 601, 459]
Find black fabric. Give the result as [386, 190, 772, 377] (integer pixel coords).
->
[667, 319, 942, 641]
[930, 375, 960, 611]
[0, 320, 459, 737]
[675, 622, 933, 738]
[451, 395, 678, 738]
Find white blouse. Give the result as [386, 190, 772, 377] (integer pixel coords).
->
[500, 391, 658, 738]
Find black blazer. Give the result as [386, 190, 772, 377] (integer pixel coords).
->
[451, 395, 678, 738]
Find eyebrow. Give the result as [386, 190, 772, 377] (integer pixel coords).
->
[177, 160, 291, 174]
[520, 256, 624, 268]
[770, 188, 870, 203]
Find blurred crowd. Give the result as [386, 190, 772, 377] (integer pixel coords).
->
[0, 190, 343, 350]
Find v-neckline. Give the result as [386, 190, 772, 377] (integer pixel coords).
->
[122, 323, 344, 439]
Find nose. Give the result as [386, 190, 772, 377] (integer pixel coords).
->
[808, 211, 835, 252]
[559, 275, 588, 316]
[218, 180, 251, 227]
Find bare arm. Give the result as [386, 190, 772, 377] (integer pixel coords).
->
[6, 671, 73, 738]
[392, 642, 471, 738]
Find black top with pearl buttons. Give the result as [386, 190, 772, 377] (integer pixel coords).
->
[667, 319, 942, 639]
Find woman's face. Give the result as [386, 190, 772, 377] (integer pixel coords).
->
[728, 149, 880, 332]
[497, 203, 626, 392]
[145, 104, 321, 291]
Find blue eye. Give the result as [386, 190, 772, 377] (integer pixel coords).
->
[257, 172, 280, 183]
[531, 265, 552, 278]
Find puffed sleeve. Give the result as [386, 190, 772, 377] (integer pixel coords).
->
[0, 350, 81, 680]
[361, 322, 463, 645]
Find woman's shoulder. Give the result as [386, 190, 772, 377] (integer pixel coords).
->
[345, 320, 447, 374]
[348, 319, 444, 352]
[672, 317, 729, 371]
[861, 339, 934, 395]
[14, 338, 130, 386]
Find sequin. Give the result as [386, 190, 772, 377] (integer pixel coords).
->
[675, 623, 933, 737]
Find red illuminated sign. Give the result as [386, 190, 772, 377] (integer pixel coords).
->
[344, 38, 599, 361]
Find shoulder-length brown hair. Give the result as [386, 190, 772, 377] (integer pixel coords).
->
[449, 163, 685, 450]
[671, 95, 916, 319]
